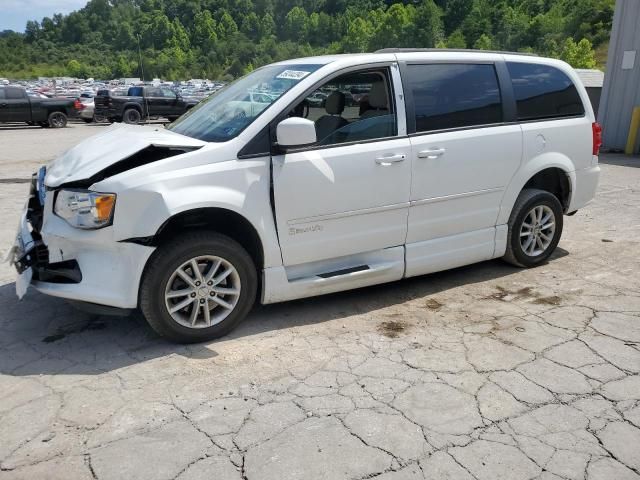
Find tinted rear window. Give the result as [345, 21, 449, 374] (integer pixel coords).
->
[0, 89, 5, 100]
[507, 62, 584, 121]
[406, 64, 502, 133]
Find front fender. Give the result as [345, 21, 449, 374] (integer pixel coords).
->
[102, 158, 283, 269]
[497, 152, 576, 225]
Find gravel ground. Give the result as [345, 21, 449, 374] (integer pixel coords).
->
[0, 123, 639, 480]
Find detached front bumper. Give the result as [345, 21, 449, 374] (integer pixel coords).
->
[12, 174, 156, 309]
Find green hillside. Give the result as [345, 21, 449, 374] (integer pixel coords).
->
[0, 0, 615, 79]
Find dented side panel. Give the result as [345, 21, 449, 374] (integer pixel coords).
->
[92, 143, 284, 269]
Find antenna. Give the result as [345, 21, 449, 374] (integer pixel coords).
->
[137, 34, 150, 123]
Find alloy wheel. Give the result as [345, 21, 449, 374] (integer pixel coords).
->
[164, 255, 241, 329]
[519, 205, 556, 256]
[50, 113, 65, 127]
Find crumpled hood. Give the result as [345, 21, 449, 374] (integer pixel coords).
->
[45, 123, 206, 187]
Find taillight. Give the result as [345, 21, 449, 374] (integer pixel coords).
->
[592, 122, 602, 156]
[74, 99, 84, 110]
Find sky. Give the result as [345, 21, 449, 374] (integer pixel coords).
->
[1, 0, 89, 32]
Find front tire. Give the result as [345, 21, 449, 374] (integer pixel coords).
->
[140, 232, 257, 343]
[503, 188, 563, 268]
[48, 111, 67, 128]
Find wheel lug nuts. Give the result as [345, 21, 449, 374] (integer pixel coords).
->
[200, 299, 205, 304]
[207, 281, 213, 286]
[191, 293, 196, 298]
[195, 281, 201, 286]
[210, 292, 216, 296]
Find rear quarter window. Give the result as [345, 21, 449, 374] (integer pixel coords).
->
[128, 86, 144, 96]
[406, 63, 503, 133]
[507, 62, 585, 121]
[5, 87, 26, 100]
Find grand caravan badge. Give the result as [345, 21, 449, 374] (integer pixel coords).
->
[289, 224, 323, 236]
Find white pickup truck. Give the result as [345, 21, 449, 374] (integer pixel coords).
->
[11, 49, 601, 342]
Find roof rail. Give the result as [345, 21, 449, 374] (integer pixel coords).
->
[374, 48, 539, 57]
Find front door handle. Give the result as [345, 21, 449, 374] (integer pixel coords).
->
[417, 148, 446, 159]
[375, 154, 406, 166]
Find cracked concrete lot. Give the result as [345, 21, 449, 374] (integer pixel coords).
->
[0, 124, 639, 480]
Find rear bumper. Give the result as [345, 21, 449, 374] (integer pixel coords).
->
[79, 108, 94, 120]
[568, 165, 600, 212]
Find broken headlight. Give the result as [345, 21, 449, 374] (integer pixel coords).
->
[54, 190, 116, 229]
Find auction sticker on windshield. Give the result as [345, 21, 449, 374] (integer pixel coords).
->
[276, 70, 312, 80]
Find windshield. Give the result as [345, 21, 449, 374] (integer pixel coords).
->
[168, 63, 323, 142]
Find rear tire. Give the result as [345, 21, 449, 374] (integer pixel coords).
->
[48, 111, 67, 128]
[140, 232, 257, 343]
[123, 108, 141, 124]
[503, 188, 563, 268]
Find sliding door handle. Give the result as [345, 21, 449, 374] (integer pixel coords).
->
[417, 148, 446, 159]
[375, 154, 406, 165]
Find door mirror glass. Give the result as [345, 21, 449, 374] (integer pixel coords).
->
[276, 117, 317, 149]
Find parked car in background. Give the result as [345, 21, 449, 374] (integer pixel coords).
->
[95, 86, 199, 124]
[306, 91, 328, 107]
[222, 91, 273, 119]
[11, 50, 600, 343]
[0, 86, 79, 128]
[78, 96, 104, 123]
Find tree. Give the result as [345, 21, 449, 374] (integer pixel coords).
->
[444, 0, 473, 33]
[66, 59, 86, 77]
[369, 3, 416, 50]
[284, 6, 309, 42]
[343, 17, 373, 52]
[193, 10, 217, 47]
[413, 0, 444, 47]
[446, 29, 467, 48]
[241, 12, 261, 41]
[560, 37, 597, 68]
[217, 11, 238, 40]
[473, 33, 493, 50]
[169, 18, 190, 51]
[260, 13, 276, 38]
[461, 0, 492, 47]
[25, 21, 40, 42]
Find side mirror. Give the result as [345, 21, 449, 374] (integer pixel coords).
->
[276, 118, 317, 151]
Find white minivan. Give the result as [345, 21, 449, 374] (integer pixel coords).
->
[11, 50, 601, 342]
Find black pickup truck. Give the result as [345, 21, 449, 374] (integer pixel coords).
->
[95, 86, 198, 124]
[0, 86, 79, 128]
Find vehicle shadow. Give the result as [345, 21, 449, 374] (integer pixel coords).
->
[0, 248, 568, 377]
